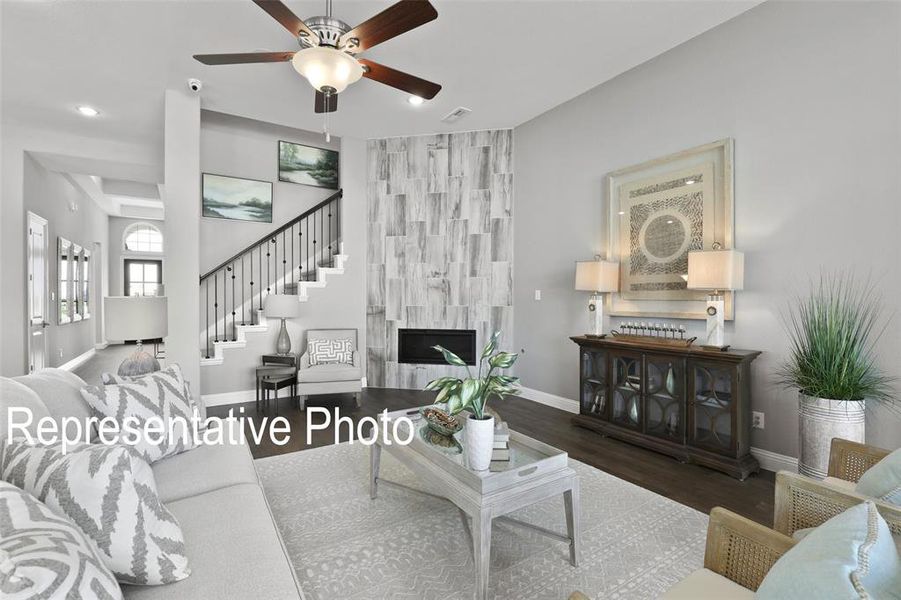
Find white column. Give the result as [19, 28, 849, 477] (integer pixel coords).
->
[162, 90, 201, 390]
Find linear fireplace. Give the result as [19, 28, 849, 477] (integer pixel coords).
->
[397, 329, 477, 366]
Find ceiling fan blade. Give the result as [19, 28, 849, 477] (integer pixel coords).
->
[315, 90, 338, 113]
[359, 59, 441, 99]
[252, 0, 320, 45]
[339, 0, 437, 53]
[193, 51, 295, 65]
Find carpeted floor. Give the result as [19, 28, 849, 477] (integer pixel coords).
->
[255, 442, 707, 600]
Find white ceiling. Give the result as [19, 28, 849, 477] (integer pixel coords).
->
[2, 0, 761, 151]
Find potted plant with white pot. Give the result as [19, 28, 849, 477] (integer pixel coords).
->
[777, 274, 894, 478]
[425, 332, 519, 471]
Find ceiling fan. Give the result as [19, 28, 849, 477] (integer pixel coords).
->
[194, 0, 442, 115]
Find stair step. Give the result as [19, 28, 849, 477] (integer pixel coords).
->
[236, 324, 268, 333]
[200, 356, 224, 366]
[213, 340, 246, 349]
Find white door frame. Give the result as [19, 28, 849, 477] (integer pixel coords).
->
[26, 211, 49, 373]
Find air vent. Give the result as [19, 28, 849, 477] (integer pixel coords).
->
[441, 106, 472, 123]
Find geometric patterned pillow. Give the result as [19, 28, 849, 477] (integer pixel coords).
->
[0, 480, 123, 599]
[308, 338, 354, 366]
[101, 365, 207, 425]
[0, 441, 190, 586]
[80, 364, 197, 464]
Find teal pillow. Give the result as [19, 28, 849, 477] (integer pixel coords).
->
[857, 447, 901, 506]
[757, 501, 901, 599]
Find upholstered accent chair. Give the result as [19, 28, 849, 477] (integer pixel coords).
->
[296, 328, 363, 409]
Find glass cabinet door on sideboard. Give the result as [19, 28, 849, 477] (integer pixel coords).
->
[687, 361, 738, 455]
[580, 349, 609, 419]
[644, 355, 685, 443]
[610, 350, 642, 430]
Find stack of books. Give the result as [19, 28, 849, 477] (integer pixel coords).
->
[491, 421, 511, 461]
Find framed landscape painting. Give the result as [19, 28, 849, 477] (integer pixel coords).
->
[278, 140, 339, 189]
[202, 173, 273, 223]
[606, 138, 734, 320]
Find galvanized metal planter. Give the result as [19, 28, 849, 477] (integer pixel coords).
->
[798, 394, 865, 479]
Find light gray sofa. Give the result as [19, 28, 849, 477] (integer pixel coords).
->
[296, 328, 363, 409]
[0, 368, 304, 600]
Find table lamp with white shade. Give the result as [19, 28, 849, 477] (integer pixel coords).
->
[687, 245, 744, 349]
[264, 294, 302, 355]
[574, 258, 620, 337]
[104, 296, 168, 376]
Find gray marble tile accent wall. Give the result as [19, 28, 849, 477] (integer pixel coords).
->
[366, 130, 513, 388]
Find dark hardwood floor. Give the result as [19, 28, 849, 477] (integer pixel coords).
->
[208, 388, 775, 526]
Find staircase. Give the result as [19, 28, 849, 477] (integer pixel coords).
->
[199, 190, 345, 366]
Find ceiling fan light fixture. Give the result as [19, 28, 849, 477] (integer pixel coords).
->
[291, 46, 363, 94]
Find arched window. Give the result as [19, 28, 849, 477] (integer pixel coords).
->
[123, 223, 163, 253]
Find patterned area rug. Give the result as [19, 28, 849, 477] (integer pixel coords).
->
[255, 443, 707, 600]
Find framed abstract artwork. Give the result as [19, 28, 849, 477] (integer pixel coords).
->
[202, 173, 273, 223]
[606, 139, 735, 320]
[278, 140, 339, 189]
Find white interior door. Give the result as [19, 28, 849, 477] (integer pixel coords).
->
[27, 212, 49, 373]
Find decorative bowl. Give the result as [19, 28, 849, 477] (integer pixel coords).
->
[420, 406, 463, 436]
[419, 424, 462, 454]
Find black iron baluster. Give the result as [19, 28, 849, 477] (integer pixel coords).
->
[291, 223, 295, 293]
[266, 239, 271, 295]
[249, 247, 255, 316]
[205, 280, 210, 358]
[230, 263, 236, 341]
[313, 208, 318, 275]
[213, 272, 219, 343]
[328, 201, 332, 267]
[336, 197, 341, 259]
[259, 243, 263, 310]
[241, 255, 246, 326]
[282, 229, 286, 294]
[298, 224, 303, 284]
[306, 215, 310, 281]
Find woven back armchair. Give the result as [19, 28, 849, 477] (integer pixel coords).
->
[774, 438, 901, 537]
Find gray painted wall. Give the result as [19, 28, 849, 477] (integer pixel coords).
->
[513, 0, 901, 456]
[22, 154, 109, 366]
[199, 110, 340, 274]
[366, 130, 514, 389]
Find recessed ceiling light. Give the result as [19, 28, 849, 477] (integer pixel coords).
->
[667, 220, 674, 224]
[76, 105, 99, 117]
[618, 211, 625, 215]
[407, 95, 424, 106]
[685, 179, 695, 185]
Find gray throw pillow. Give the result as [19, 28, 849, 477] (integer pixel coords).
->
[0, 480, 123, 599]
[1, 440, 191, 585]
[100, 365, 207, 423]
[80, 364, 197, 463]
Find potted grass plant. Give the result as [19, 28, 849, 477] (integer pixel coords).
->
[425, 331, 519, 471]
[777, 274, 894, 478]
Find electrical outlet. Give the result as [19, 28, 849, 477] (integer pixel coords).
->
[58, 348, 64, 359]
[752, 411, 765, 429]
[534, 289, 542, 301]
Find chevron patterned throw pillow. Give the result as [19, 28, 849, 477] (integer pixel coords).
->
[0, 480, 123, 598]
[81, 364, 197, 464]
[308, 338, 354, 366]
[0, 441, 190, 586]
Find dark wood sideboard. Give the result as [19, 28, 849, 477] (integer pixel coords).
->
[570, 336, 762, 479]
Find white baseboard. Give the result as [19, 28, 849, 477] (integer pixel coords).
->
[58, 348, 96, 372]
[517, 386, 579, 414]
[93, 342, 109, 351]
[362, 376, 368, 388]
[202, 389, 256, 407]
[751, 447, 798, 473]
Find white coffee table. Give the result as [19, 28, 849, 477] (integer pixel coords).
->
[370, 406, 581, 600]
